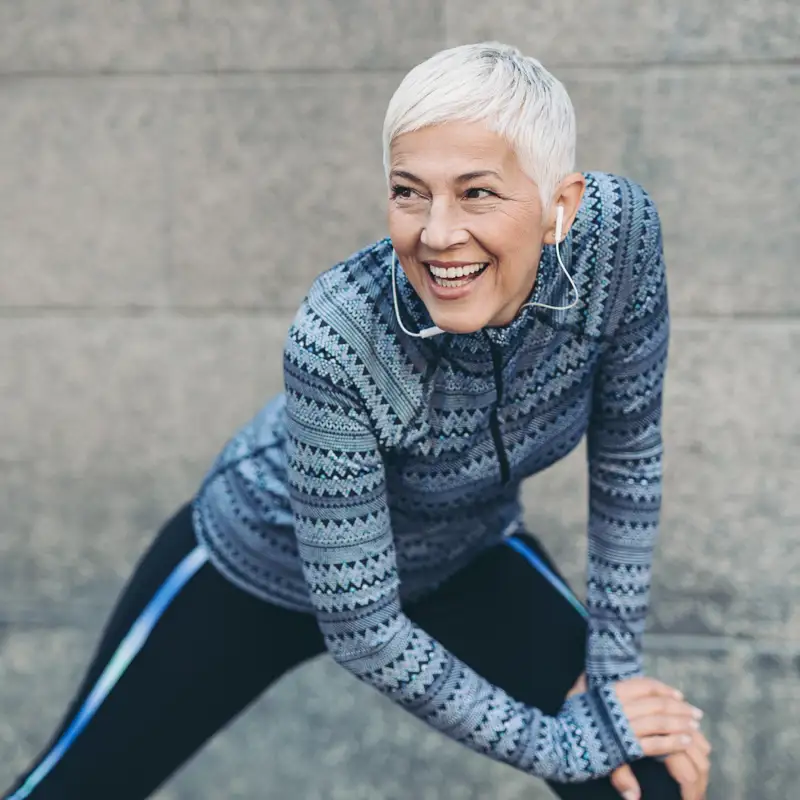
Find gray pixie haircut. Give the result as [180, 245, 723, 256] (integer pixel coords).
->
[382, 42, 576, 210]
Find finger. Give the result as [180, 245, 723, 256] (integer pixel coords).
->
[609, 763, 641, 800]
[686, 748, 710, 782]
[630, 713, 701, 739]
[690, 729, 712, 757]
[623, 696, 704, 723]
[684, 737, 711, 781]
[664, 753, 701, 800]
[681, 730, 712, 800]
[689, 753, 711, 800]
[640, 733, 693, 758]
[615, 677, 685, 702]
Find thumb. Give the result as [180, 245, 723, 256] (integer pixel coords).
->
[610, 764, 640, 800]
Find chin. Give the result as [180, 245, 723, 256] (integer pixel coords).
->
[430, 312, 490, 336]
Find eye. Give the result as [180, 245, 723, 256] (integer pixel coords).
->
[464, 187, 497, 200]
[390, 184, 416, 200]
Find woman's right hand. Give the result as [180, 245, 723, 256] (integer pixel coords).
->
[612, 676, 703, 758]
[560, 673, 705, 786]
[568, 673, 703, 757]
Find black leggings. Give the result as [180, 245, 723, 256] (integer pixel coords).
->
[4, 505, 680, 799]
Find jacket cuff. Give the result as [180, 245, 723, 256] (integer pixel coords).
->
[554, 685, 644, 782]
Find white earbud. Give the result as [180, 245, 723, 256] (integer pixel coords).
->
[520, 203, 579, 313]
[391, 250, 444, 339]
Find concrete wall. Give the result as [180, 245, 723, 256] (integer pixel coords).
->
[1, 3, 798, 798]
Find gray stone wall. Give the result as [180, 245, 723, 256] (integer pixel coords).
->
[1, 3, 798, 798]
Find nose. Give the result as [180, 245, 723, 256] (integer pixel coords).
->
[420, 198, 469, 251]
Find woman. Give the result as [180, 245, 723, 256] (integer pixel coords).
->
[4, 42, 711, 800]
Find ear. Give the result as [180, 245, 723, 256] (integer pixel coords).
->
[544, 173, 586, 245]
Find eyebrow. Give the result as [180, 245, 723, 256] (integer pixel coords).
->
[389, 169, 502, 183]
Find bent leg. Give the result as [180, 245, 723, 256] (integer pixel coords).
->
[408, 532, 681, 799]
[4, 505, 325, 800]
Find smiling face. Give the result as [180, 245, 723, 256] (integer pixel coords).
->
[388, 121, 552, 333]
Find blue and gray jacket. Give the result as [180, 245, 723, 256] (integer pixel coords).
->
[193, 171, 669, 781]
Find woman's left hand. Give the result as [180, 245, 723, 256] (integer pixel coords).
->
[566, 673, 710, 800]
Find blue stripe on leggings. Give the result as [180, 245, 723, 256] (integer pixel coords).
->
[504, 536, 588, 620]
[9, 544, 209, 800]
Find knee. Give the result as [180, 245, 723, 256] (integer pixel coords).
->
[630, 758, 683, 800]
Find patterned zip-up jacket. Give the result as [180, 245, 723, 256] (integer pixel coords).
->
[192, 171, 669, 782]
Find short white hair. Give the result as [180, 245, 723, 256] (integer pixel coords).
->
[382, 42, 576, 210]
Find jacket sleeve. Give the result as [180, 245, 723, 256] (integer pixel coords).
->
[283, 318, 645, 782]
[585, 190, 670, 688]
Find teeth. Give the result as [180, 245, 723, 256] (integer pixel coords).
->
[433, 276, 472, 288]
[426, 263, 486, 279]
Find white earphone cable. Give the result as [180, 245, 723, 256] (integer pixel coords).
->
[391, 250, 444, 339]
[520, 205, 579, 313]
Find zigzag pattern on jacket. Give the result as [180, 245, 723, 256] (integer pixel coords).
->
[192, 172, 668, 781]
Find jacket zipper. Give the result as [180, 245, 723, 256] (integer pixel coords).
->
[486, 337, 511, 485]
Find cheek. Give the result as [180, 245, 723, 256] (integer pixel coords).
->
[479, 207, 541, 256]
[387, 207, 417, 245]
[492, 240, 543, 292]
